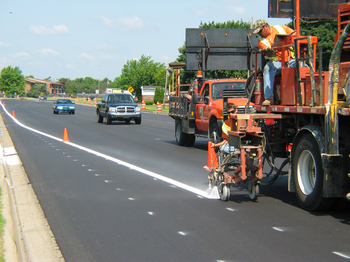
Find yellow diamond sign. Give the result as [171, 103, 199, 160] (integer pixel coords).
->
[128, 86, 134, 93]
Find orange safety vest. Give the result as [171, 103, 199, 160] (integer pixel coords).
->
[258, 25, 295, 62]
[222, 120, 231, 140]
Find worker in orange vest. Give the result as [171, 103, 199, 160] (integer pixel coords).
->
[211, 103, 237, 154]
[253, 19, 296, 106]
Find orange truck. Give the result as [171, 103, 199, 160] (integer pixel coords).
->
[169, 28, 258, 146]
[204, 0, 350, 211]
[169, 78, 252, 146]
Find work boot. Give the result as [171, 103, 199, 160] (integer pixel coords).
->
[262, 99, 274, 106]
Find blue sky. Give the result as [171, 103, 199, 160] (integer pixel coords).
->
[0, 0, 291, 82]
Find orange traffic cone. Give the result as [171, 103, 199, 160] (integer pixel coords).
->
[142, 100, 146, 109]
[11, 111, 15, 117]
[157, 102, 162, 112]
[63, 128, 69, 142]
[208, 141, 219, 168]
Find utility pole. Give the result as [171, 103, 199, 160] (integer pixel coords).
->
[163, 58, 170, 109]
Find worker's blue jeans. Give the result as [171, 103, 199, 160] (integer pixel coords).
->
[220, 144, 236, 154]
[263, 59, 296, 100]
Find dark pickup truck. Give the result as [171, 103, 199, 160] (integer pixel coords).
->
[96, 93, 141, 124]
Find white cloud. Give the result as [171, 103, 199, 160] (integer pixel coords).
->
[100, 15, 144, 31]
[96, 43, 115, 51]
[193, 8, 208, 16]
[53, 25, 69, 33]
[100, 16, 114, 27]
[66, 64, 77, 69]
[15, 52, 30, 57]
[0, 57, 9, 63]
[99, 54, 113, 60]
[228, 6, 245, 15]
[81, 53, 114, 61]
[30, 25, 69, 35]
[81, 53, 95, 60]
[41, 48, 61, 56]
[0, 41, 14, 47]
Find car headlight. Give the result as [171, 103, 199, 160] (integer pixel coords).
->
[69, 106, 75, 109]
[108, 107, 116, 112]
[57, 106, 63, 109]
[135, 106, 141, 112]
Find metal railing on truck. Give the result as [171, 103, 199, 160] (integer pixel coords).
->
[169, 96, 194, 119]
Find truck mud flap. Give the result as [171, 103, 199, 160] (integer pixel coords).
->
[181, 118, 196, 134]
[322, 153, 350, 198]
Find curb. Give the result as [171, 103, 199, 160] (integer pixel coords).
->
[0, 113, 65, 262]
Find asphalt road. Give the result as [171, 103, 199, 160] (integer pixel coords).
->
[1, 98, 350, 262]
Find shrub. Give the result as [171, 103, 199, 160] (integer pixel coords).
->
[153, 87, 164, 104]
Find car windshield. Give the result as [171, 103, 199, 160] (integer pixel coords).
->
[57, 99, 72, 104]
[211, 82, 246, 100]
[110, 95, 134, 103]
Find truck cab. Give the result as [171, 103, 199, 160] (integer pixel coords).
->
[195, 79, 250, 138]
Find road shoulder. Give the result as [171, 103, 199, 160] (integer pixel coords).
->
[0, 113, 65, 261]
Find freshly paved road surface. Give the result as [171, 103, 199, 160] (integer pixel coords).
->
[1, 98, 350, 262]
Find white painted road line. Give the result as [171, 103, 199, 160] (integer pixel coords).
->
[1, 103, 218, 199]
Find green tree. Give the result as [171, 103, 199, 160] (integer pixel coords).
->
[60, 77, 101, 94]
[0, 66, 25, 96]
[84, 76, 99, 86]
[289, 19, 337, 71]
[27, 83, 47, 98]
[114, 55, 165, 98]
[154, 87, 165, 103]
[200, 19, 250, 29]
[58, 77, 70, 94]
[64, 85, 77, 96]
[74, 78, 84, 83]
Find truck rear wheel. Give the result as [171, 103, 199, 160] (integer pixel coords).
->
[292, 134, 334, 211]
[175, 120, 186, 146]
[186, 134, 196, 147]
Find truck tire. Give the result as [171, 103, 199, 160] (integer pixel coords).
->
[135, 116, 141, 124]
[175, 120, 186, 146]
[292, 134, 334, 211]
[186, 134, 196, 147]
[97, 110, 103, 123]
[105, 112, 112, 125]
[210, 122, 221, 144]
